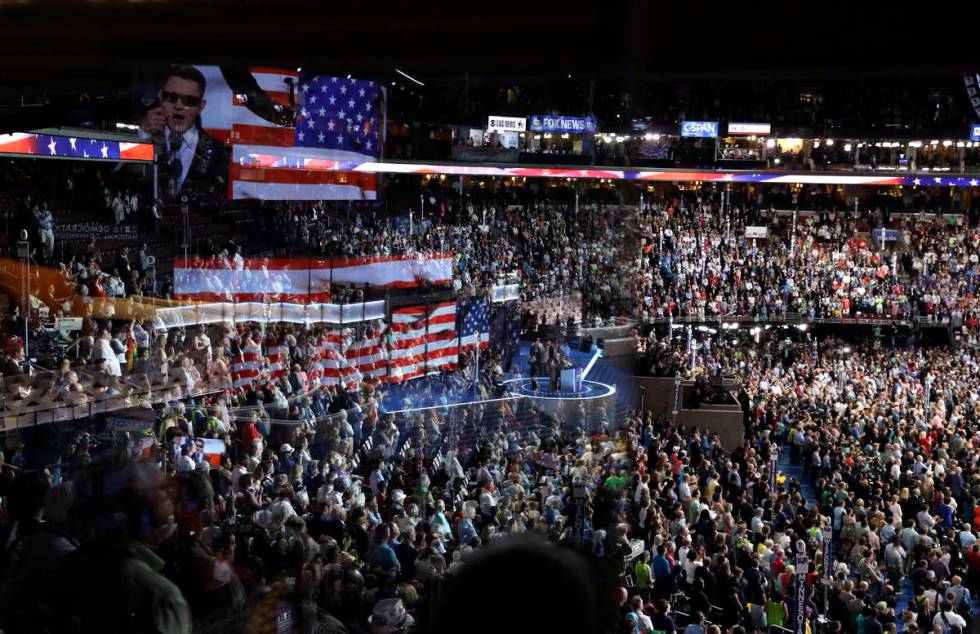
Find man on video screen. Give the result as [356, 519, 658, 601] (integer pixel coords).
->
[139, 65, 229, 201]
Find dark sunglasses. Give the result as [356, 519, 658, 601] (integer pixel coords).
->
[161, 90, 203, 107]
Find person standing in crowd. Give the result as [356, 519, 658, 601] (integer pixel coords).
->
[32, 202, 55, 264]
[115, 246, 132, 280]
[111, 190, 126, 226]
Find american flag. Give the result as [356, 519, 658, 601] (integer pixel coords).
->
[232, 340, 262, 389]
[460, 298, 490, 351]
[266, 342, 289, 380]
[389, 303, 458, 382]
[194, 66, 382, 200]
[295, 74, 380, 156]
[0, 133, 153, 162]
[309, 326, 387, 389]
[344, 322, 389, 383]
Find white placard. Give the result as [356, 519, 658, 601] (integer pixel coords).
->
[487, 116, 526, 133]
[728, 122, 772, 135]
[745, 226, 769, 239]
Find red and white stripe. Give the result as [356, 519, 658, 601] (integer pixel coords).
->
[306, 366, 323, 391]
[317, 347, 346, 388]
[266, 343, 289, 380]
[192, 65, 378, 200]
[388, 303, 458, 383]
[323, 329, 350, 353]
[341, 361, 361, 391]
[119, 142, 154, 161]
[232, 342, 262, 389]
[328, 254, 454, 288]
[346, 326, 388, 382]
[230, 164, 378, 200]
[174, 255, 453, 300]
[460, 331, 490, 351]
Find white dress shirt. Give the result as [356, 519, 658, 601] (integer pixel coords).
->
[139, 125, 198, 192]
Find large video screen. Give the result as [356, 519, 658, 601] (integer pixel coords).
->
[134, 65, 384, 202]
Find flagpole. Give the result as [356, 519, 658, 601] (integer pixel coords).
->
[474, 298, 480, 392]
[457, 299, 463, 380]
[385, 289, 391, 385]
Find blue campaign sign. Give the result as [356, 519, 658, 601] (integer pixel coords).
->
[874, 228, 899, 242]
[680, 120, 719, 138]
[971, 124, 980, 141]
[529, 115, 597, 134]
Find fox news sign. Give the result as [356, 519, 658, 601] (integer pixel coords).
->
[680, 120, 719, 138]
[529, 115, 597, 134]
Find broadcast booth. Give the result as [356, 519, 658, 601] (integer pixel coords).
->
[675, 120, 719, 165]
[523, 114, 597, 165]
[717, 122, 770, 167]
[451, 115, 524, 163]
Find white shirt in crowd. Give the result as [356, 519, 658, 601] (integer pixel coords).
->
[93, 337, 122, 376]
[176, 453, 195, 473]
[933, 609, 967, 630]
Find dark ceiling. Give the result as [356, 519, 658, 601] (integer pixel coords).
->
[0, 1, 977, 134]
[1, 1, 977, 93]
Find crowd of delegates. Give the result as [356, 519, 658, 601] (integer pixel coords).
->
[612, 331, 980, 634]
[0, 316, 510, 421]
[5, 268, 980, 634]
[629, 200, 980, 326]
[13, 182, 980, 344]
[260, 197, 642, 323]
[4, 314, 980, 633]
[184, 192, 980, 330]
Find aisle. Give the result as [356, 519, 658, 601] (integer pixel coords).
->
[777, 445, 915, 629]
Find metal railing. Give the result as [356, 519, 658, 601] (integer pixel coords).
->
[0, 380, 226, 433]
[643, 313, 949, 327]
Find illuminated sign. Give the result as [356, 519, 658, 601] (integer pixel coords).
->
[487, 116, 526, 132]
[680, 121, 719, 138]
[0, 132, 154, 162]
[529, 115, 597, 134]
[728, 122, 772, 135]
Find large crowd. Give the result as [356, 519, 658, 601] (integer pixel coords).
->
[6, 173, 980, 633]
[162, 191, 980, 332]
[10, 172, 980, 344]
[4, 304, 980, 634]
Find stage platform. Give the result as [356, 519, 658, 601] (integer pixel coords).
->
[504, 342, 621, 430]
[502, 378, 616, 400]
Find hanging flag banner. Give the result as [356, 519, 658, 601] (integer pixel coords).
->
[173, 254, 454, 301]
[0, 132, 154, 162]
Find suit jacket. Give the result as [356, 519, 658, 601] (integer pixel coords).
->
[152, 127, 230, 202]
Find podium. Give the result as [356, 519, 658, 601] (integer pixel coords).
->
[560, 367, 582, 392]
